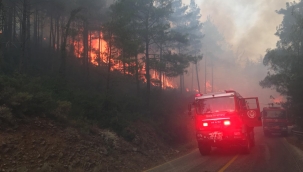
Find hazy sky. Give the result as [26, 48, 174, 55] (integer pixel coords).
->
[184, 0, 289, 61]
[181, 0, 290, 108]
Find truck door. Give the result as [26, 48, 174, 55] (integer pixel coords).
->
[241, 97, 262, 127]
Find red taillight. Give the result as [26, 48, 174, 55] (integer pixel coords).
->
[224, 120, 231, 126]
[202, 122, 208, 127]
[195, 93, 203, 97]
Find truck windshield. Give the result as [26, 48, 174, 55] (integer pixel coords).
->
[263, 110, 286, 119]
[195, 96, 235, 115]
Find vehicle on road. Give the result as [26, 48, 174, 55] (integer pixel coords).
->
[262, 106, 288, 136]
[188, 90, 262, 155]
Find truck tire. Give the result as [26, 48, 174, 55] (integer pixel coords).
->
[250, 137, 255, 147]
[199, 143, 211, 155]
[264, 131, 270, 137]
[242, 136, 250, 154]
[250, 131, 255, 147]
[282, 132, 288, 137]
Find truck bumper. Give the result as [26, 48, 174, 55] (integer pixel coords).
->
[196, 130, 248, 147]
[263, 126, 288, 134]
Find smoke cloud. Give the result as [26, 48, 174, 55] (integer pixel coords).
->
[181, 0, 289, 108]
[192, 0, 288, 60]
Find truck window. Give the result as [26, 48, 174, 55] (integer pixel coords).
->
[239, 99, 247, 110]
[195, 96, 235, 115]
[263, 110, 286, 119]
[245, 99, 258, 109]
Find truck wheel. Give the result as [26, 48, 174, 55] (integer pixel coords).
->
[250, 137, 255, 147]
[264, 131, 270, 137]
[199, 144, 211, 155]
[282, 132, 288, 137]
[242, 137, 250, 154]
[250, 131, 255, 147]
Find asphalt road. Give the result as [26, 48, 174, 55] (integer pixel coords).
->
[145, 127, 303, 172]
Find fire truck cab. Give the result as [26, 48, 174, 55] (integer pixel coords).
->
[188, 90, 262, 155]
[262, 106, 288, 136]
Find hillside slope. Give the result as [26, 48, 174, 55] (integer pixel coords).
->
[0, 117, 195, 172]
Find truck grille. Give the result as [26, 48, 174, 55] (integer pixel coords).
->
[265, 122, 284, 127]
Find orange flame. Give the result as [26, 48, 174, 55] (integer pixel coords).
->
[272, 96, 284, 104]
[206, 80, 212, 93]
[72, 31, 176, 89]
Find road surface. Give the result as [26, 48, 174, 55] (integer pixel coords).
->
[145, 127, 303, 172]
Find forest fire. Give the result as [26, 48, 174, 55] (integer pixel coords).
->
[272, 95, 284, 104]
[72, 31, 176, 89]
[206, 80, 212, 93]
[73, 32, 107, 66]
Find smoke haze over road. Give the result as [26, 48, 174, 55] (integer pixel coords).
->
[181, 0, 289, 108]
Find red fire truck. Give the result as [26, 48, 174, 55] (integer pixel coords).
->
[188, 90, 262, 155]
[262, 106, 288, 136]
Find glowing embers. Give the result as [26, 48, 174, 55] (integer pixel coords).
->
[72, 31, 108, 66]
[147, 69, 177, 88]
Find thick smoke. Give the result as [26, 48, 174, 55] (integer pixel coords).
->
[193, 0, 288, 60]
[182, 0, 289, 108]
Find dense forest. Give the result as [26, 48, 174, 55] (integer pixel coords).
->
[1, 0, 303, 143]
[3, 0, 303, 171]
[0, 0, 206, 143]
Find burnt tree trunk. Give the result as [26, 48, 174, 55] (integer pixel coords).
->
[12, 6, 16, 42]
[26, 0, 31, 67]
[145, 32, 150, 107]
[106, 31, 113, 92]
[122, 49, 125, 75]
[82, 20, 89, 79]
[33, 8, 37, 48]
[59, 8, 82, 77]
[49, 13, 53, 70]
[56, 16, 60, 53]
[135, 53, 140, 95]
[195, 62, 200, 93]
[98, 30, 101, 66]
[159, 45, 163, 90]
[20, 0, 27, 72]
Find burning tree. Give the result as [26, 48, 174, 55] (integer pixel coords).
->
[0, 0, 205, 107]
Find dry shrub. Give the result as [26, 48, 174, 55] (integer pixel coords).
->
[101, 130, 119, 149]
[0, 105, 14, 124]
[52, 100, 72, 122]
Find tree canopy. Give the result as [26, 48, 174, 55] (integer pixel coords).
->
[260, 1, 303, 124]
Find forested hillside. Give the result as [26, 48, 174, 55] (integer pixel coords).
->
[0, 0, 201, 171]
